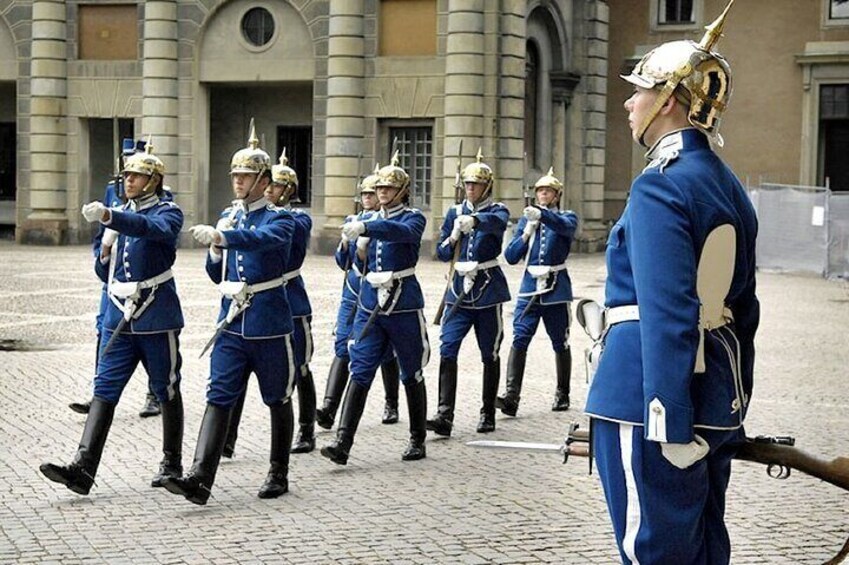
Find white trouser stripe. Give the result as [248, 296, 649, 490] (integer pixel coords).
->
[416, 310, 430, 382]
[167, 330, 178, 400]
[492, 304, 504, 361]
[299, 316, 314, 376]
[284, 334, 296, 403]
[620, 423, 642, 565]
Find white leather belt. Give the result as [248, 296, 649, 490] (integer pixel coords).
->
[605, 305, 640, 327]
[219, 276, 285, 324]
[282, 269, 301, 283]
[365, 267, 417, 289]
[108, 269, 174, 321]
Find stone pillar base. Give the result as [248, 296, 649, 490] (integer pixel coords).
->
[17, 217, 69, 245]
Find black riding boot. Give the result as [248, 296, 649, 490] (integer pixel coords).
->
[162, 404, 231, 505]
[258, 400, 294, 498]
[401, 380, 427, 461]
[496, 348, 527, 417]
[315, 356, 349, 430]
[70, 335, 100, 414]
[151, 389, 184, 487]
[380, 358, 400, 424]
[40, 397, 115, 495]
[426, 358, 458, 437]
[477, 359, 500, 433]
[222, 373, 249, 458]
[139, 389, 161, 418]
[320, 380, 369, 465]
[291, 370, 316, 454]
[552, 348, 572, 411]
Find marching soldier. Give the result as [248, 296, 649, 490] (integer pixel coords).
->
[584, 3, 760, 562]
[497, 168, 578, 415]
[162, 121, 297, 504]
[321, 153, 429, 465]
[70, 138, 163, 419]
[221, 148, 317, 457]
[427, 149, 510, 437]
[41, 138, 185, 495]
[315, 165, 401, 431]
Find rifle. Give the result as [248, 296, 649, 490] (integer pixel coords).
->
[469, 424, 849, 564]
[515, 151, 539, 323]
[433, 139, 464, 325]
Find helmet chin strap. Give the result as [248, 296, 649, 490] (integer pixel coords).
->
[241, 167, 268, 204]
[138, 173, 159, 196]
[385, 185, 409, 209]
[637, 63, 692, 147]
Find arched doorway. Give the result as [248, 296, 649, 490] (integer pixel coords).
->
[195, 0, 315, 220]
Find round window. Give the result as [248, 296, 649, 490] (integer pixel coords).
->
[241, 7, 275, 48]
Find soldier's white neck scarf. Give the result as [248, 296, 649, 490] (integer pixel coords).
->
[130, 193, 159, 212]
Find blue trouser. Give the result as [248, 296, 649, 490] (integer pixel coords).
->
[512, 300, 571, 351]
[207, 331, 295, 408]
[439, 304, 504, 362]
[592, 418, 741, 565]
[293, 315, 314, 379]
[334, 298, 395, 364]
[95, 329, 181, 404]
[348, 308, 429, 388]
[333, 299, 357, 359]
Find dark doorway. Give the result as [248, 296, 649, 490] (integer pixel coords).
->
[0, 121, 15, 201]
[88, 118, 134, 200]
[276, 126, 312, 205]
[823, 120, 849, 191]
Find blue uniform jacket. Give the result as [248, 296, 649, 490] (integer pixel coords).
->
[585, 129, 759, 444]
[334, 210, 376, 303]
[284, 207, 312, 318]
[206, 199, 296, 338]
[358, 205, 426, 314]
[504, 207, 578, 304]
[95, 195, 185, 333]
[437, 200, 511, 307]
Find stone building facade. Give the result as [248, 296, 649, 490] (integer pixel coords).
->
[2, 0, 610, 251]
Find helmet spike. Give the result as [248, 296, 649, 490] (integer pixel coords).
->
[373, 162, 380, 174]
[547, 166, 555, 176]
[476, 147, 484, 163]
[390, 150, 400, 167]
[247, 118, 259, 150]
[278, 147, 288, 167]
[145, 134, 154, 155]
[699, 0, 734, 52]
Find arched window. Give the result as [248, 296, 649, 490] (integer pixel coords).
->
[525, 41, 540, 168]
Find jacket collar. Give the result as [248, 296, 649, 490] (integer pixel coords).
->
[381, 203, 406, 219]
[644, 127, 709, 162]
[129, 193, 159, 212]
[466, 197, 493, 213]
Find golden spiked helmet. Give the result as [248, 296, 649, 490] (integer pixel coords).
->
[622, 0, 735, 146]
[271, 147, 298, 187]
[359, 163, 380, 194]
[462, 148, 494, 190]
[375, 151, 411, 191]
[534, 167, 563, 192]
[230, 118, 271, 175]
[122, 134, 165, 178]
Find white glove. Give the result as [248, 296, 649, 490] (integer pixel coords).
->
[215, 216, 233, 230]
[341, 221, 366, 241]
[82, 201, 107, 223]
[340, 231, 350, 244]
[356, 236, 370, 252]
[101, 228, 118, 247]
[660, 434, 710, 470]
[522, 220, 538, 239]
[523, 206, 542, 222]
[189, 225, 222, 246]
[456, 215, 476, 234]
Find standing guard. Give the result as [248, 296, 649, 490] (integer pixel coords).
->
[162, 121, 297, 504]
[497, 168, 578, 415]
[315, 165, 401, 431]
[40, 137, 185, 495]
[320, 153, 430, 465]
[585, 2, 760, 562]
[427, 149, 510, 437]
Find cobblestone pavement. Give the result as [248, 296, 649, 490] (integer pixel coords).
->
[0, 242, 846, 564]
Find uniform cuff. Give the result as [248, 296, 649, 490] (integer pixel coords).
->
[644, 394, 694, 444]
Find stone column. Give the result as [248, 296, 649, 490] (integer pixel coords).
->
[440, 0, 485, 221]
[141, 1, 178, 194]
[580, 0, 609, 250]
[496, 1, 526, 216]
[22, 0, 68, 244]
[323, 0, 365, 236]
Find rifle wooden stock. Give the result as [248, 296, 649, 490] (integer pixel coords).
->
[735, 439, 849, 492]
